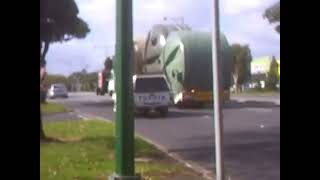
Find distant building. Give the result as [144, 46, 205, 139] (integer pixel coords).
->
[250, 56, 280, 88]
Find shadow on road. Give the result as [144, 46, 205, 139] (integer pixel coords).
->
[167, 129, 280, 180]
[82, 101, 114, 107]
[223, 100, 280, 109]
[168, 111, 211, 118]
[135, 110, 211, 119]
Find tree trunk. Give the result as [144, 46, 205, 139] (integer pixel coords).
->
[41, 40, 50, 61]
[233, 74, 239, 94]
[40, 54, 47, 139]
[40, 40, 42, 58]
[40, 111, 45, 139]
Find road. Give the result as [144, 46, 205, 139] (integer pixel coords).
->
[50, 92, 280, 180]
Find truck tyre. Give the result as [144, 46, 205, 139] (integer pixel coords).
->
[159, 107, 169, 117]
[96, 88, 100, 95]
[176, 101, 185, 109]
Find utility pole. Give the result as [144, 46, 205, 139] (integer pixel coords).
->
[211, 0, 225, 180]
[109, 0, 140, 179]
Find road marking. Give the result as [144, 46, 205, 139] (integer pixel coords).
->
[245, 108, 273, 113]
[202, 115, 211, 119]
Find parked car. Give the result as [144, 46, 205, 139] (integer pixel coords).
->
[48, 84, 68, 99]
[112, 74, 171, 116]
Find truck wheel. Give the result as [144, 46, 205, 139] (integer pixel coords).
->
[142, 109, 149, 117]
[159, 107, 169, 117]
[176, 102, 185, 109]
[96, 88, 100, 95]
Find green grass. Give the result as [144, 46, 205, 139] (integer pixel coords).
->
[41, 102, 69, 114]
[41, 120, 203, 180]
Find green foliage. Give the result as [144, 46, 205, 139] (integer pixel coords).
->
[263, 1, 280, 34]
[40, 0, 90, 61]
[44, 72, 98, 92]
[40, 0, 90, 43]
[266, 57, 280, 90]
[68, 71, 98, 92]
[231, 44, 252, 86]
[43, 74, 69, 89]
[104, 57, 113, 70]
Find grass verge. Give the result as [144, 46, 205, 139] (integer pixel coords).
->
[41, 102, 69, 114]
[41, 120, 204, 180]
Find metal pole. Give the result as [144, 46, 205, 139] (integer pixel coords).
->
[109, 0, 140, 179]
[211, 0, 225, 180]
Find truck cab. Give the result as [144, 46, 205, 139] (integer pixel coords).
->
[96, 69, 114, 96]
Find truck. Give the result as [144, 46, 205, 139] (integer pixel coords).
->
[100, 24, 232, 107]
[159, 31, 232, 106]
[99, 24, 189, 96]
[96, 57, 113, 96]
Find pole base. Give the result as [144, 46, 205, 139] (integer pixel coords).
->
[108, 173, 141, 180]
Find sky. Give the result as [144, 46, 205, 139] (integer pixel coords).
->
[46, 0, 280, 76]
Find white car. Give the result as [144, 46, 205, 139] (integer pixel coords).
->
[112, 74, 171, 116]
[48, 83, 68, 99]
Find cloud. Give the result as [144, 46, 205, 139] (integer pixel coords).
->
[220, 1, 280, 57]
[222, 0, 278, 15]
[46, 0, 280, 75]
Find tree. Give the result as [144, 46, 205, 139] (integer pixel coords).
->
[68, 72, 83, 91]
[67, 71, 98, 92]
[40, 0, 90, 62]
[266, 56, 280, 90]
[231, 44, 252, 93]
[104, 57, 113, 70]
[43, 74, 69, 89]
[40, 0, 90, 139]
[263, 1, 280, 34]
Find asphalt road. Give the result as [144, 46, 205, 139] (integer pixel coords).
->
[49, 92, 280, 180]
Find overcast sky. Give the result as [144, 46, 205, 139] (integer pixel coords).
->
[46, 0, 280, 76]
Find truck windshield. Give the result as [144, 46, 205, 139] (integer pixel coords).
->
[135, 77, 169, 93]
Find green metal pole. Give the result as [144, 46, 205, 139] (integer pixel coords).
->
[110, 0, 140, 179]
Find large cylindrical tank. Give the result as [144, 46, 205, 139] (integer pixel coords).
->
[160, 31, 232, 104]
[143, 24, 191, 74]
[133, 38, 145, 75]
